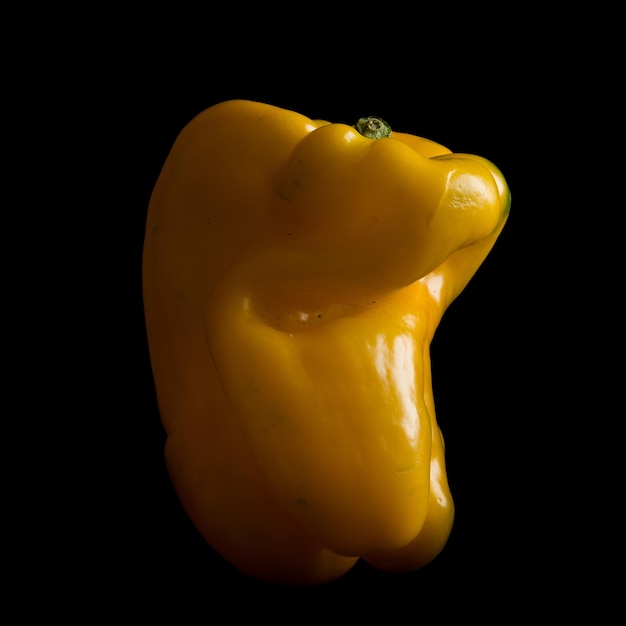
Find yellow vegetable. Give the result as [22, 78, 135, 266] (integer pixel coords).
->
[142, 99, 510, 585]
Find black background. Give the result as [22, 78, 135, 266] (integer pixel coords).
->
[27, 11, 610, 620]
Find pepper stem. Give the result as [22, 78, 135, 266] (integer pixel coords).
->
[355, 116, 392, 139]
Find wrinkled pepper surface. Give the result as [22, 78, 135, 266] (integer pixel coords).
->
[142, 99, 510, 585]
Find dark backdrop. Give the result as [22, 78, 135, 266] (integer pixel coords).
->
[40, 16, 596, 620]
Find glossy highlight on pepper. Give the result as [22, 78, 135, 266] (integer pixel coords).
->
[142, 99, 510, 585]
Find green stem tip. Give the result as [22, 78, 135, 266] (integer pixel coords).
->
[355, 116, 392, 140]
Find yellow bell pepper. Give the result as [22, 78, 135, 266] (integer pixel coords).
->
[142, 99, 510, 585]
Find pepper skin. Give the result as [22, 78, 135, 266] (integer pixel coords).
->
[142, 100, 510, 585]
